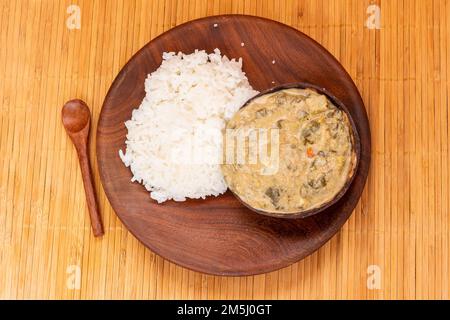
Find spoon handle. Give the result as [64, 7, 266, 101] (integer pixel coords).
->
[76, 144, 104, 237]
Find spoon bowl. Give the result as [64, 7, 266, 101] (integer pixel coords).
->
[62, 99, 91, 134]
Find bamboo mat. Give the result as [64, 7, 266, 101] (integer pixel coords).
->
[0, 0, 449, 300]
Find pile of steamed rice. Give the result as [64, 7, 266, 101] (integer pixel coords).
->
[119, 49, 258, 203]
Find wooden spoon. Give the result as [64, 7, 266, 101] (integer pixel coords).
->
[62, 99, 104, 237]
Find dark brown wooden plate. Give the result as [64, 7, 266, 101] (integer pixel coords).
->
[97, 15, 371, 276]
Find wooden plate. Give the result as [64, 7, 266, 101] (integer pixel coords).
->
[97, 15, 371, 276]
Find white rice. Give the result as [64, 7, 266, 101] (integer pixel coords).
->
[119, 49, 258, 203]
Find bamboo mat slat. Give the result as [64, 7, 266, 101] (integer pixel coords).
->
[1, 0, 449, 299]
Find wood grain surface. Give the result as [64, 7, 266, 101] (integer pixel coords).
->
[96, 15, 370, 276]
[0, 0, 449, 299]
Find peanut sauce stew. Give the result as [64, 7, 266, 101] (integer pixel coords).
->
[221, 88, 357, 215]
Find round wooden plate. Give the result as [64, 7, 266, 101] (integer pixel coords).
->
[97, 15, 371, 276]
